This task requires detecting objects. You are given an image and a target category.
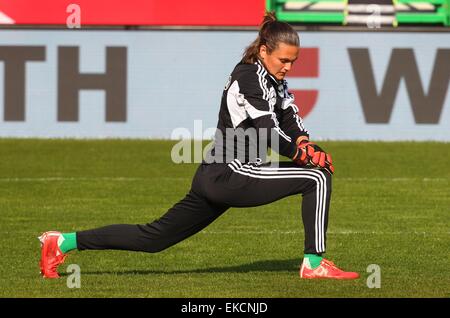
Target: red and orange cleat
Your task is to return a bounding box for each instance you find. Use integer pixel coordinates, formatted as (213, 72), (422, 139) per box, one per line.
(38, 231), (67, 279)
(300, 258), (359, 280)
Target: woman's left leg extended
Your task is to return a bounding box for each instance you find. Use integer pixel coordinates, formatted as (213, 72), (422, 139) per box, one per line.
(76, 190), (229, 253)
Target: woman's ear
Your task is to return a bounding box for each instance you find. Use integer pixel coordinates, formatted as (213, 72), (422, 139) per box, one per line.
(259, 45), (267, 60)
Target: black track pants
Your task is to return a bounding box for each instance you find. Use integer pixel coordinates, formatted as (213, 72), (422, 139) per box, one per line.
(77, 159), (332, 254)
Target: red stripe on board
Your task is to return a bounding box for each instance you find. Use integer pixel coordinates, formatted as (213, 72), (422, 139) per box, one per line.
(289, 48), (319, 78)
(0, 0), (265, 26)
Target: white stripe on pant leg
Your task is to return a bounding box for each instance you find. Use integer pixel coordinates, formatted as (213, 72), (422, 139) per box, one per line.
(228, 161), (327, 253)
(241, 163), (328, 253)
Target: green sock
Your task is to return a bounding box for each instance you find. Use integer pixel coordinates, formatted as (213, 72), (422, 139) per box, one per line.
(59, 232), (77, 253)
(304, 254), (323, 269)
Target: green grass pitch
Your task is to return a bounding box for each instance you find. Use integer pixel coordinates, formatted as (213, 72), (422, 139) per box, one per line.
(0, 139), (448, 297)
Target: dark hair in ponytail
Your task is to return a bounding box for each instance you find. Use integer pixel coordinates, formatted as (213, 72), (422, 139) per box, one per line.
(242, 12), (299, 64)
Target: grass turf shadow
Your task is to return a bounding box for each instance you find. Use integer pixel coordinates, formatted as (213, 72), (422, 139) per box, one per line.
(66, 258), (302, 276)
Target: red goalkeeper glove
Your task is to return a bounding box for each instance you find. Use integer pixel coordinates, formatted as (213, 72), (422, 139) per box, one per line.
(293, 141), (335, 174)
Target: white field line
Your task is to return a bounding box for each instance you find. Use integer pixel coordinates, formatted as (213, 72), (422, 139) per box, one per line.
(0, 177), (184, 182)
(200, 230), (448, 236)
(0, 177), (447, 182)
(338, 177), (448, 182)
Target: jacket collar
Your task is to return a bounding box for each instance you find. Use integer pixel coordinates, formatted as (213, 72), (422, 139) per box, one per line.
(256, 59), (289, 91)
(256, 59), (281, 85)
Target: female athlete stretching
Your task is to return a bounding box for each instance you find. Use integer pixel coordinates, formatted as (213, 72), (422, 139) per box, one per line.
(39, 13), (359, 280)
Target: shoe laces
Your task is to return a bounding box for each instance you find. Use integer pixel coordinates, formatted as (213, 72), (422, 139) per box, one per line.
(322, 259), (338, 269)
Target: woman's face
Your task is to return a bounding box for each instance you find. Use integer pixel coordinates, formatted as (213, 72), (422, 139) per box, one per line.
(259, 43), (299, 81)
